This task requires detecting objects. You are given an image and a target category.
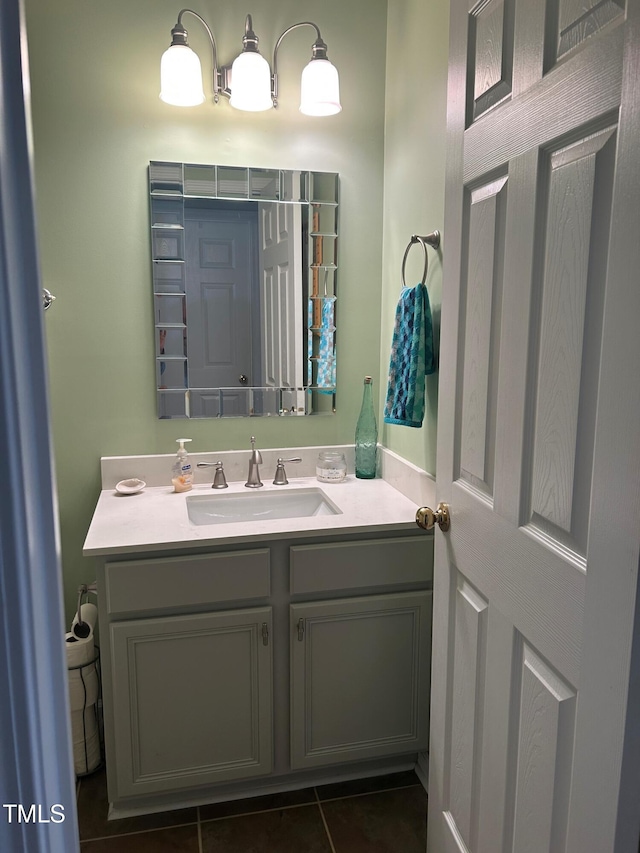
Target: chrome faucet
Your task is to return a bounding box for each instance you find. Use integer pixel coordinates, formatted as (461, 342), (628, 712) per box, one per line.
(245, 436), (263, 488)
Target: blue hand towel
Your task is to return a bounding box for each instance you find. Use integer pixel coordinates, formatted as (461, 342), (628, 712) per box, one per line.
(383, 283), (436, 427)
(307, 297), (336, 393)
(317, 297), (336, 392)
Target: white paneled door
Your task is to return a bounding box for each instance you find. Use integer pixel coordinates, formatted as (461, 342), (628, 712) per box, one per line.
(184, 209), (256, 389)
(257, 200), (304, 399)
(428, 1), (640, 852)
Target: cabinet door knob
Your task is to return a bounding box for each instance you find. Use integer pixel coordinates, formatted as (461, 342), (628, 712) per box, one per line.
(297, 618), (305, 641)
(416, 502), (450, 532)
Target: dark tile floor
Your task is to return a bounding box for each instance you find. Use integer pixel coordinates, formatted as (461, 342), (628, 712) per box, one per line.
(77, 768), (427, 852)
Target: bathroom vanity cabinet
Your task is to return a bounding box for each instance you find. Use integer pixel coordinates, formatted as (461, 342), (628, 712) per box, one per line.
(95, 530), (433, 815)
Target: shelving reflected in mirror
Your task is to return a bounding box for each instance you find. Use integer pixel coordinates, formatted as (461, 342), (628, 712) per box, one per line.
(149, 162), (338, 418)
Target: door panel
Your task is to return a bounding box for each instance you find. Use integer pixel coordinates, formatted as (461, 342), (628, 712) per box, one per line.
(430, 0), (640, 851)
(470, 0), (514, 119)
(185, 209), (256, 390)
(457, 175), (507, 499)
(447, 576), (488, 849)
(510, 642), (576, 851)
(525, 127), (615, 554)
(556, 0), (624, 61)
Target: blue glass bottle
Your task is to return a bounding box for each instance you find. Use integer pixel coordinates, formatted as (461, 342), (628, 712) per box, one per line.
(355, 376), (378, 479)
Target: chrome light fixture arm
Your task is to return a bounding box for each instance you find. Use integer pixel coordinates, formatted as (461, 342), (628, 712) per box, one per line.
(174, 8), (221, 102)
(272, 21), (324, 108)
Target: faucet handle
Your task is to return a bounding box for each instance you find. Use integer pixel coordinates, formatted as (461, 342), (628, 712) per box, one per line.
(273, 457), (302, 485)
(196, 460), (229, 489)
(213, 461), (228, 489)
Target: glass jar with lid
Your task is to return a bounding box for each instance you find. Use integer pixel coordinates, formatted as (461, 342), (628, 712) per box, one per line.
(316, 450), (347, 483)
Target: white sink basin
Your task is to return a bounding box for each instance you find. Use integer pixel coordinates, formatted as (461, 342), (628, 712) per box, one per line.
(186, 488), (342, 526)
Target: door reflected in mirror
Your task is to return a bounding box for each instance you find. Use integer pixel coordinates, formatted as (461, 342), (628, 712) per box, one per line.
(149, 162), (339, 418)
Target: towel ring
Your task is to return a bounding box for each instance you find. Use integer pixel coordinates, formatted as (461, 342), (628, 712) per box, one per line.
(42, 287), (56, 310)
(401, 230), (441, 288)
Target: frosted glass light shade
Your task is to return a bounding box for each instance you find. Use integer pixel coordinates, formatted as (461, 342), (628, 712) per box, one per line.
(229, 51), (273, 111)
(300, 59), (341, 116)
(160, 44), (205, 106)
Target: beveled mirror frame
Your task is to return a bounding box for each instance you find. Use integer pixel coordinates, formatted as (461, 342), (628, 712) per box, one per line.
(149, 161), (338, 418)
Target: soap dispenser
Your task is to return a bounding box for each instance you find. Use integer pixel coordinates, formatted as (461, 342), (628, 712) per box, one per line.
(172, 438), (193, 492)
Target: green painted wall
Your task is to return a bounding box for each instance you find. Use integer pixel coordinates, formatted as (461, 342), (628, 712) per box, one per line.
(380, 0), (450, 475)
(25, 0), (449, 621)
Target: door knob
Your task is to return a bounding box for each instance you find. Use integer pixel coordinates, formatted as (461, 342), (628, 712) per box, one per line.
(239, 374), (248, 384)
(416, 502), (450, 532)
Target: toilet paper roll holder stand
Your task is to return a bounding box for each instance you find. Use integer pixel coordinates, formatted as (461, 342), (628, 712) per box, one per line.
(73, 582), (97, 639)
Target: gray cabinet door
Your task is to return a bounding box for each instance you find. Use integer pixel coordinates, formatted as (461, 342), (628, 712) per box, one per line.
(290, 591), (431, 770)
(110, 606), (272, 797)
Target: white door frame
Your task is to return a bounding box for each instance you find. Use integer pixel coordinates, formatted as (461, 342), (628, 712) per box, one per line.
(0, 0), (79, 850)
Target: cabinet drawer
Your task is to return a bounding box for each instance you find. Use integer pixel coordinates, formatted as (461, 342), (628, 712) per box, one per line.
(105, 549), (270, 614)
(290, 536), (432, 595)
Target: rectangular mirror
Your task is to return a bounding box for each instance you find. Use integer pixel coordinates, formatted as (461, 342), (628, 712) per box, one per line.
(149, 162), (338, 418)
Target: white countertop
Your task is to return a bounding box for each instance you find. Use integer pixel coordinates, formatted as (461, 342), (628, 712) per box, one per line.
(83, 475), (425, 556)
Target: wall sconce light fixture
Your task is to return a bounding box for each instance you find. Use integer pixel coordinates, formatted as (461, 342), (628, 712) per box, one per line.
(160, 9), (341, 116)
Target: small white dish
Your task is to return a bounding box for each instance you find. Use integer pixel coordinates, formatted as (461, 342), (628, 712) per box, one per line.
(115, 478), (146, 495)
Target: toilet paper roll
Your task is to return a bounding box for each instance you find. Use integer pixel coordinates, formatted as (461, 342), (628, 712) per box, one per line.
(71, 706), (98, 745)
(66, 633), (99, 710)
(71, 603), (98, 641)
(71, 705), (101, 774)
(73, 733), (101, 772)
(68, 663), (99, 711)
(65, 632), (95, 668)
(74, 734), (100, 766)
(74, 741), (101, 775)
